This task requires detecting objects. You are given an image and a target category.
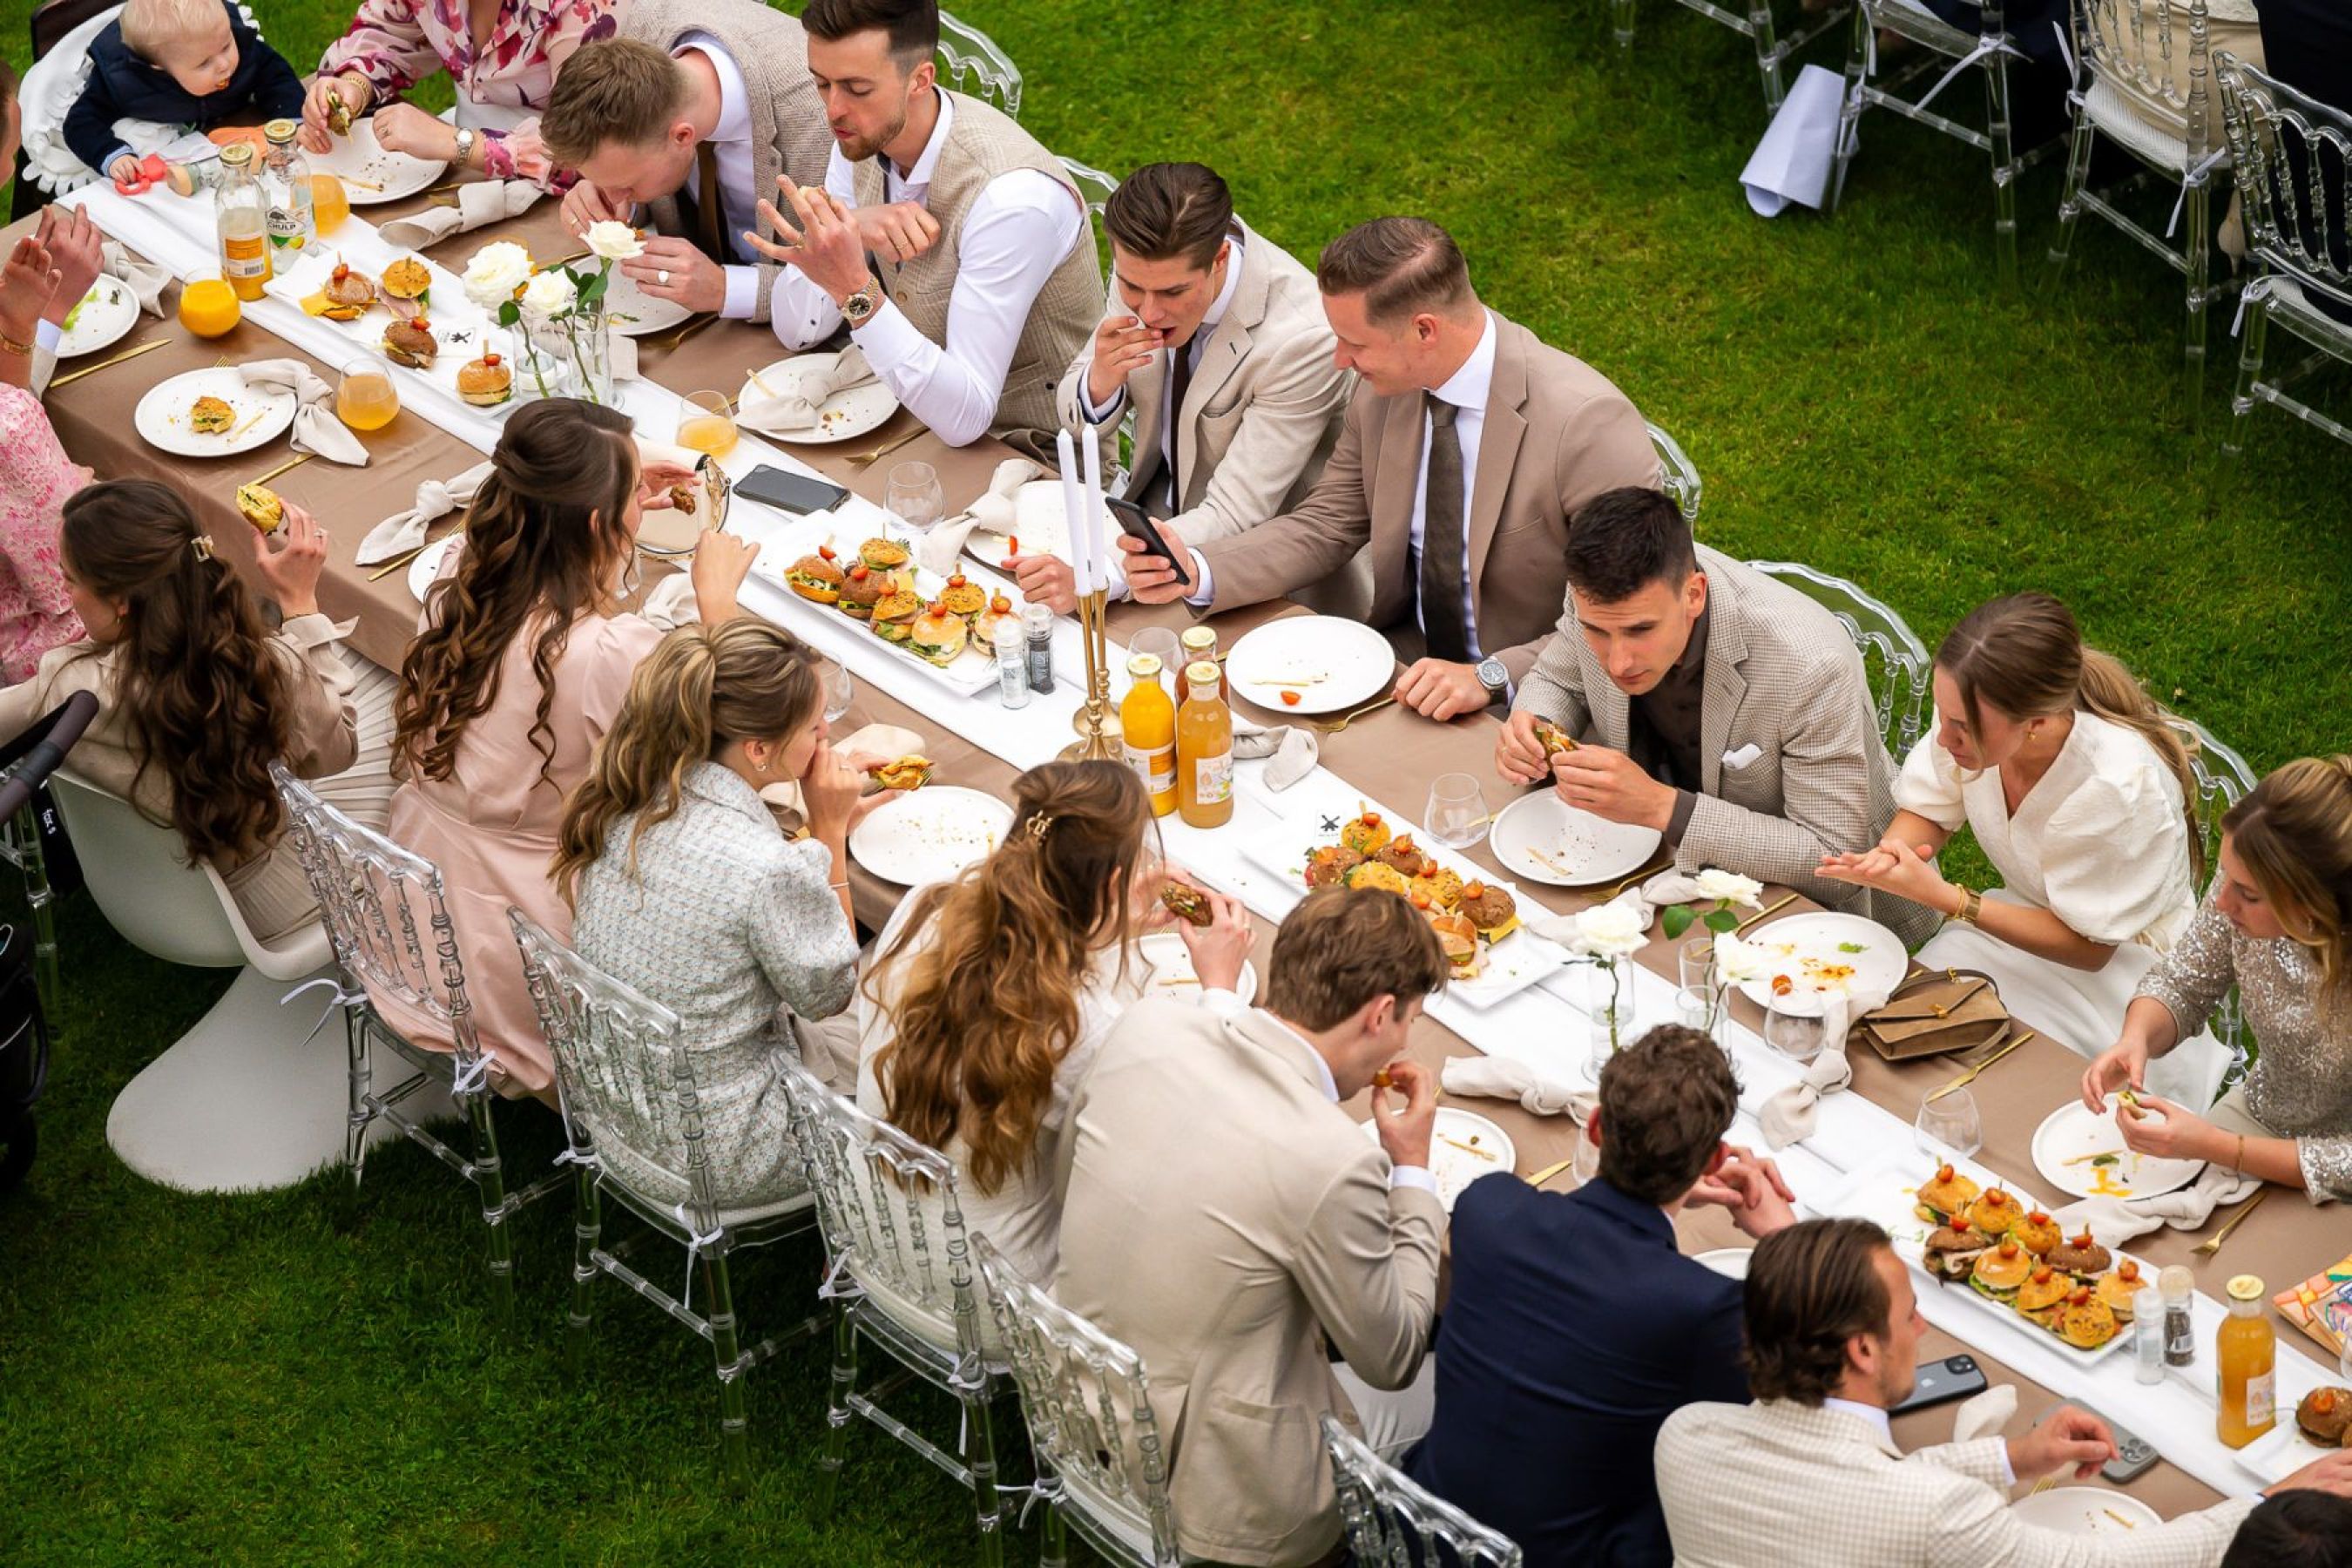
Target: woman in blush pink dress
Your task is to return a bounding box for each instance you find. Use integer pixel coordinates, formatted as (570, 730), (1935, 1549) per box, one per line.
(0, 226), (87, 685)
(384, 398), (750, 1104)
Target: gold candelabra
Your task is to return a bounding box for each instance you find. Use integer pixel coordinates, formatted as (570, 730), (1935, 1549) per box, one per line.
(1062, 586), (1124, 760)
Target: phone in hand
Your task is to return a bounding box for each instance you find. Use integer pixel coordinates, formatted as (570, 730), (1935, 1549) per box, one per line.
(1104, 494), (1192, 588)
(1890, 1353), (1990, 1416)
(736, 465), (851, 517)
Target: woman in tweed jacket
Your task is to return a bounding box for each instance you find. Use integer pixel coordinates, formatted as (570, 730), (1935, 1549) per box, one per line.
(557, 621), (893, 1209)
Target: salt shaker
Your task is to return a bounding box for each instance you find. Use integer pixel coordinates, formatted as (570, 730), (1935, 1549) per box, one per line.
(1023, 603), (1055, 693)
(2135, 1286), (2166, 1383)
(2162, 1265), (2196, 1368)
(994, 618), (1029, 709)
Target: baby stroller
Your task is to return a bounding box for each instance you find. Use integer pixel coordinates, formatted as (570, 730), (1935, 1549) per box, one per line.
(0, 691), (98, 1193)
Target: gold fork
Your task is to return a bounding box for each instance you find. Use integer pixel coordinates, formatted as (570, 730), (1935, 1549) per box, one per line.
(1315, 696), (1395, 734)
(1925, 1031), (2036, 1105)
(1733, 892), (1801, 935)
(851, 425), (927, 469)
(2193, 1186), (2270, 1258)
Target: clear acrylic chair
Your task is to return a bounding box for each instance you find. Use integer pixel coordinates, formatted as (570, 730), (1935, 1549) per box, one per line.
(508, 910), (821, 1492)
(1647, 420), (1704, 525)
(973, 1233), (1189, 1567)
(1746, 559), (1934, 755)
(1322, 1415), (1524, 1568)
(2215, 51), (2352, 456)
(2165, 715), (2258, 1066)
(275, 766), (564, 1322)
(773, 1054), (1014, 1565)
(2044, 0), (2235, 425)
(1834, 1), (2064, 285)
(1612, 0), (1854, 111)
(938, 8), (1023, 118)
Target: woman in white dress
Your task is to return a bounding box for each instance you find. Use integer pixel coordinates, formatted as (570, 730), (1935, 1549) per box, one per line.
(1821, 592), (2227, 1105)
(858, 760), (1252, 1288)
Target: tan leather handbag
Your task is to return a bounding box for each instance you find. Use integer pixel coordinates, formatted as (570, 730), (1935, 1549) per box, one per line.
(1856, 968), (2011, 1062)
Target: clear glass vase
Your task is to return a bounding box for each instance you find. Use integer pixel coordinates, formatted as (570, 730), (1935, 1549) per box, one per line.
(1585, 962), (1634, 1080)
(518, 299), (614, 406)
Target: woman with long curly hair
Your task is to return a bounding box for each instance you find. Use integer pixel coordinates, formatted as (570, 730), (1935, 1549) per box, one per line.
(0, 479), (392, 938)
(555, 620), (898, 1206)
(385, 398), (753, 1102)
(858, 760), (1253, 1282)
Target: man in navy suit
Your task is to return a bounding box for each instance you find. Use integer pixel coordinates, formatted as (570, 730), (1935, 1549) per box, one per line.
(1407, 1025), (1798, 1566)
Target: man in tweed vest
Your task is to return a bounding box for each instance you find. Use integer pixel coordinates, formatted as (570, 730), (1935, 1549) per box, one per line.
(747, 0), (1100, 461)
(541, 0), (832, 326)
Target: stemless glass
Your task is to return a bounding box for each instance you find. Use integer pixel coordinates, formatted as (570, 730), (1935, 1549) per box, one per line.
(1423, 773), (1488, 849)
(819, 658), (854, 725)
(1916, 1087), (1984, 1162)
(676, 389), (738, 457)
(1127, 627), (1180, 694)
(1761, 995), (1826, 1064)
(335, 357), (399, 431)
(886, 461), (945, 535)
(1674, 984), (1727, 1053)
(1678, 935), (1716, 993)
(310, 173), (350, 236)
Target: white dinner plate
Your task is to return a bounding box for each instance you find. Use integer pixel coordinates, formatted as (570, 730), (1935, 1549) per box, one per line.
(964, 479), (1070, 564)
(2031, 1100), (2204, 1202)
(2234, 1409), (2344, 1486)
(1490, 789), (1661, 886)
(57, 278), (139, 357)
(849, 786), (1014, 886)
(406, 534), (459, 602)
(2007, 1488), (2161, 1537)
(1136, 932), (1259, 1005)
(311, 118), (448, 204)
(602, 267), (693, 337)
(1361, 1107), (1515, 1212)
(737, 354), (900, 443)
(133, 368), (295, 457)
(1734, 909), (1908, 1010)
(1693, 1248), (1751, 1280)
(1223, 616), (1396, 716)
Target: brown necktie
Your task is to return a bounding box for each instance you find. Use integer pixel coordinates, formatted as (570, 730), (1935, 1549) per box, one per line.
(686, 140), (726, 260)
(1419, 395), (1469, 663)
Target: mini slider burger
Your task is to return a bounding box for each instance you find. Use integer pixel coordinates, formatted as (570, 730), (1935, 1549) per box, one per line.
(1375, 834), (1429, 878)
(1916, 1162), (1981, 1224)
(787, 546), (846, 605)
(859, 537), (911, 582)
(2092, 1258), (2146, 1321)
(938, 572), (986, 619)
(2297, 1387), (2352, 1447)
(1457, 881), (1518, 941)
(1159, 882), (1213, 928)
(2046, 1230), (2112, 1278)
(972, 592), (1018, 646)
(838, 562), (886, 621)
(1339, 808), (1390, 858)
(871, 589), (922, 645)
(318, 261), (376, 321)
(189, 395), (235, 434)
(1969, 1239), (2033, 1302)
(1304, 844), (1363, 889)
(1922, 1213), (1988, 1282)
(1963, 1186), (2018, 1239)
(236, 483), (284, 535)
(1533, 717), (1577, 757)
(457, 351), (511, 407)
(866, 755), (933, 794)
(2056, 1287), (2120, 1350)
(1417, 896), (1482, 981)
(2011, 1207), (2062, 1257)
(381, 256), (430, 314)
(2015, 1263), (2072, 1318)
(908, 599), (968, 669)
(382, 314), (437, 369)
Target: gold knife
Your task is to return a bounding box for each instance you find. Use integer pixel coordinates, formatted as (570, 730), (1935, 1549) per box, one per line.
(50, 337), (167, 388)
(1733, 892), (1801, 935)
(1925, 1031), (2036, 1104)
(1524, 1154), (1578, 1188)
(241, 451), (316, 490)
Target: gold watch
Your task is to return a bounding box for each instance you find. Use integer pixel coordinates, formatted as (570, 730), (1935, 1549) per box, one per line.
(839, 276), (882, 328)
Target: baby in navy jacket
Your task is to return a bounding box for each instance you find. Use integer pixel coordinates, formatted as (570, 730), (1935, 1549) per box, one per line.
(63, 0), (304, 182)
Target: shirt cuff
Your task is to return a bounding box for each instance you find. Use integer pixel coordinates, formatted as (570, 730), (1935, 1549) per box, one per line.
(1663, 788), (1697, 847)
(1997, 1447), (2017, 1487)
(720, 264), (757, 321)
(1182, 549), (1214, 609)
(1389, 1165), (1440, 1197)
(849, 296), (924, 367)
(1083, 382), (1126, 425)
(34, 319), (61, 353)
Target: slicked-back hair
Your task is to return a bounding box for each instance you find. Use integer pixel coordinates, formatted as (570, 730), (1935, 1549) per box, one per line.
(803, 0), (940, 66)
(1105, 162), (1235, 272)
(1744, 1219), (1894, 1407)
(1564, 486), (1698, 605)
(1596, 1024), (1740, 1204)
(1316, 216), (1475, 325)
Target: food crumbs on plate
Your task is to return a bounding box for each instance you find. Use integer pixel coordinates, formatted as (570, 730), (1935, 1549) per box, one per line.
(1281, 690), (1301, 706)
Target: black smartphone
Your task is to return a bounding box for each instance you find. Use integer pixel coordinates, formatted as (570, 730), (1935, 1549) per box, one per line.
(1890, 1353), (1990, 1416)
(736, 465), (851, 517)
(1104, 494), (1193, 588)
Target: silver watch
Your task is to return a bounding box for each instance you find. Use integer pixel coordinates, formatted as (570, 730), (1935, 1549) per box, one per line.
(1476, 655), (1509, 696)
(453, 125), (476, 166)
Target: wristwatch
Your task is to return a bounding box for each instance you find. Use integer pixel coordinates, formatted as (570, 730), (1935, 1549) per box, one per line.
(1475, 655), (1509, 698)
(839, 276), (882, 328)
(453, 125), (477, 167)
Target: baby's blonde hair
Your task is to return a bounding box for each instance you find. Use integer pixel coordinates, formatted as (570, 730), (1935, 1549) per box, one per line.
(120, 0), (230, 62)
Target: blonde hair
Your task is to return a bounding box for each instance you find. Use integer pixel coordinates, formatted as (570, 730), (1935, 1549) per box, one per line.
(539, 40), (690, 167)
(121, 0), (230, 60)
(552, 621), (821, 906)
(1936, 592), (2204, 878)
(2223, 756), (2352, 1007)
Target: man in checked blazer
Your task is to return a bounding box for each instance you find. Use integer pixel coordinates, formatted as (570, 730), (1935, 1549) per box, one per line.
(1496, 487), (1936, 942)
(1657, 1218), (2352, 1565)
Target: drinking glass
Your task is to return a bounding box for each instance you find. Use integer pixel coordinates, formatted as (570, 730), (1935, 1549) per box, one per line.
(1584, 962), (1632, 1080)
(886, 461), (945, 535)
(1915, 1087), (1984, 1163)
(1761, 995), (1825, 1064)
(819, 658), (854, 726)
(310, 173), (350, 236)
(335, 358), (399, 432)
(676, 389), (738, 457)
(1423, 773), (1488, 849)
(1678, 935), (1716, 993)
(1126, 627), (1180, 694)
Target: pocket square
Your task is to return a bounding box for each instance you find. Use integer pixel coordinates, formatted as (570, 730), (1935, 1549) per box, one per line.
(1721, 743), (1763, 771)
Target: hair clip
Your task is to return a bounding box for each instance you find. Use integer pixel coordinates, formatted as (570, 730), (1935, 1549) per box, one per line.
(1024, 813), (1055, 842)
(189, 534), (215, 563)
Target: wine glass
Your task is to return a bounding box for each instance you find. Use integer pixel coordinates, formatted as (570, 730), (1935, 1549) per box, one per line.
(335, 357), (399, 431)
(1423, 773), (1488, 849)
(886, 461), (944, 536)
(819, 658), (854, 726)
(1761, 995), (1826, 1065)
(1916, 1087), (1984, 1163)
(676, 389), (738, 458)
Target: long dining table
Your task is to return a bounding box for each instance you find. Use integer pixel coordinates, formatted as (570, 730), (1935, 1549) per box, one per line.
(18, 167), (2348, 1531)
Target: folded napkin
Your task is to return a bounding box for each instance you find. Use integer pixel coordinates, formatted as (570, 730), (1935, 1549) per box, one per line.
(101, 241), (169, 315)
(740, 347), (877, 437)
(355, 460), (492, 565)
(1759, 977), (1899, 1151)
(640, 571), (698, 632)
(1522, 871), (1719, 947)
(2054, 1163), (2264, 1245)
(915, 456), (1040, 578)
(757, 723), (926, 818)
(1952, 1383), (2017, 1445)
(1233, 713), (1317, 793)
(374, 179), (544, 250)
(240, 359), (369, 467)
(1442, 1055), (1593, 1119)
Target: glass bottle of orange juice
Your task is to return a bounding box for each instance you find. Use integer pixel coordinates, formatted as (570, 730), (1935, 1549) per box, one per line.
(1120, 652), (1176, 816)
(1177, 660), (1233, 828)
(2217, 1274), (2277, 1448)
(214, 143), (271, 301)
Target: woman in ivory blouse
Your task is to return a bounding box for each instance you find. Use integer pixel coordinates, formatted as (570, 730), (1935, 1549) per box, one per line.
(1821, 593), (2228, 1105)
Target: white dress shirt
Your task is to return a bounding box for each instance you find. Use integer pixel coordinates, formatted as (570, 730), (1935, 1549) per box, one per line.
(674, 37), (760, 321)
(769, 90), (1087, 446)
(1254, 1010), (1436, 1196)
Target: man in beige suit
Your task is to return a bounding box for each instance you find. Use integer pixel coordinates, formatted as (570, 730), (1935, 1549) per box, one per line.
(744, 0), (1098, 460)
(1013, 162), (1354, 614)
(1658, 1219), (2352, 1566)
(540, 0), (833, 326)
(1054, 889), (1453, 1567)
(1497, 488), (1931, 939)
(1120, 215), (1659, 720)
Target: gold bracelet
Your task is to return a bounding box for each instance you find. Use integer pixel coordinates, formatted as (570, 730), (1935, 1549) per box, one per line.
(2233, 1132), (2246, 1174)
(1953, 887), (1982, 926)
(0, 332), (31, 358)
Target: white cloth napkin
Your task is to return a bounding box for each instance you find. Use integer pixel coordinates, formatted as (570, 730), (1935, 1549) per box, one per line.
(740, 347), (877, 437)
(1952, 1384), (2017, 1444)
(1759, 977), (1899, 1150)
(373, 179), (544, 249)
(355, 459), (491, 564)
(2054, 1165), (2264, 1245)
(640, 571), (698, 632)
(240, 359), (369, 467)
(757, 723), (927, 818)
(916, 456), (1040, 578)
(1442, 1055), (1593, 1119)
(1523, 872), (1717, 947)
(1233, 714), (1317, 793)
(1740, 64), (1849, 216)
(100, 241), (170, 315)
(1529, 887), (1651, 946)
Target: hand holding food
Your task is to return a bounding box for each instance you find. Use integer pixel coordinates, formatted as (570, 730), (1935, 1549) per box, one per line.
(251, 501), (328, 618)
(1171, 883), (1253, 994)
(1369, 1058), (1437, 1172)
(799, 739), (864, 841)
(867, 756), (934, 794)
(236, 483), (284, 536)
(2113, 1093), (2215, 1162)
(2080, 1038), (2149, 1112)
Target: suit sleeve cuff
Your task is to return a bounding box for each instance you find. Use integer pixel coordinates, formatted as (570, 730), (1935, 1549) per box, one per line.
(1664, 788), (1697, 848)
(1389, 1165), (1439, 1196)
(720, 264), (757, 321)
(1199, 986), (1247, 1019)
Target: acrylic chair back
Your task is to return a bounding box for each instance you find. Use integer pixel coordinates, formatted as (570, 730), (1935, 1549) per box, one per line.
(507, 909), (719, 1221)
(2076, 0), (2216, 160)
(1743, 560), (1934, 756)
(773, 1054), (989, 1363)
(938, 9), (1024, 118)
(2166, 716), (2256, 891)
(974, 1233), (1183, 1566)
(1322, 1414), (1524, 1568)
(1646, 421), (1703, 526)
(2216, 51), (2352, 303)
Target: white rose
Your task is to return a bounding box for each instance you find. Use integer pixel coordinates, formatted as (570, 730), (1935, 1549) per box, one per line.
(1694, 868), (1764, 908)
(583, 220), (644, 262)
(1712, 931), (1767, 984)
(1570, 900), (1648, 961)
(519, 268), (578, 321)
(463, 241), (533, 309)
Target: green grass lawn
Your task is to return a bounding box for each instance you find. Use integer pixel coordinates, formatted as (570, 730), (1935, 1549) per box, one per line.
(5, 1), (2349, 1562)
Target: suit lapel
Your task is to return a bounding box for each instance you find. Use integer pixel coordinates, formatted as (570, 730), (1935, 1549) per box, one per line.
(1698, 551), (1750, 796)
(1466, 321), (1528, 598)
(1227, 1008), (1334, 1098)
